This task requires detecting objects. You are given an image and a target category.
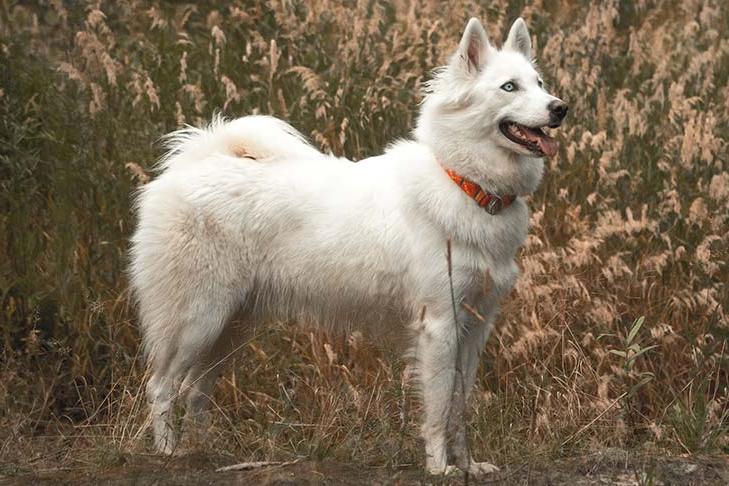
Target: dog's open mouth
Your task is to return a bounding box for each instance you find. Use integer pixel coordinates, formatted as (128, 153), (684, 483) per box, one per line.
(499, 121), (559, 157)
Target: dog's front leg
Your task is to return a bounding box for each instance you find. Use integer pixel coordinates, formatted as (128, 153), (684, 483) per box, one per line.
(449, 319), (500, 476)
(416, 316), (459, 475)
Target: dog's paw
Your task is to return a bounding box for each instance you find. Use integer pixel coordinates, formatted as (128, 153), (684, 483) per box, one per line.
(154, 434), (177, 456)
(466, 461), (500, 477)
(428, 464), (460, 476)
(155, 442), (175, 456)
(430, 462), (500, 478)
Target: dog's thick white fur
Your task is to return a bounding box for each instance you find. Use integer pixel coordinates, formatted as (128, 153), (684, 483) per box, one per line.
(131, 17), (566, 476)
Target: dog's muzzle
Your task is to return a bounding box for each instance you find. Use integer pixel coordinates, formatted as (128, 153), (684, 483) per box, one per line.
(548, 100), (568, 128)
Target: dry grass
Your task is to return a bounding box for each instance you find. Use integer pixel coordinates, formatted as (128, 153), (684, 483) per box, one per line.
(1, 0), (728, 478)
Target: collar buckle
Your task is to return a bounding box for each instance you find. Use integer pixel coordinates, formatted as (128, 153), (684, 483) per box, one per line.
(485, 195), (503, 215)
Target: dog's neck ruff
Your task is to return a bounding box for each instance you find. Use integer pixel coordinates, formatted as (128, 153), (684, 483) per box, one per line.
(444, 168), (516, 215)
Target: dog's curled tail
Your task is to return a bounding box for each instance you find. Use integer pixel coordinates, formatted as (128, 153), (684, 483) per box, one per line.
(156, 114), (323, 171)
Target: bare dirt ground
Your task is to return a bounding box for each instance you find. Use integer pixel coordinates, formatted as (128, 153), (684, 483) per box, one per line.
(4, 450), (728, 485)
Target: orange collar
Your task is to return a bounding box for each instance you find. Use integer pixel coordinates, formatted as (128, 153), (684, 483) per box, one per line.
(445, 168), (516, 215)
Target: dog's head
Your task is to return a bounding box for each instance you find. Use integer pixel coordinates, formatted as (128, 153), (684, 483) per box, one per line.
(419, 17), (567, 159)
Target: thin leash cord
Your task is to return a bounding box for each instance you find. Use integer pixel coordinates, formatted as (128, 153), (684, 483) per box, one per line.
(446, 240), (470, 485)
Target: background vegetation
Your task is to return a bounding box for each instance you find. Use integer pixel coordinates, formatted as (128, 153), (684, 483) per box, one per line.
(1, 0), (727, 479)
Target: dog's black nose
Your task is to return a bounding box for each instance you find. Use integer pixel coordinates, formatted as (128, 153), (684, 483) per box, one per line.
(548, 100), (568, 124)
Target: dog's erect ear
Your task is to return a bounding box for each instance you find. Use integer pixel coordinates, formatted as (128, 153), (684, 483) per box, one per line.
(504, 18), (531, 58)
(455, 18), (492, 74)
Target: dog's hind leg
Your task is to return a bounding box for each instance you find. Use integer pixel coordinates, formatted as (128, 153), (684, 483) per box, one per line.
(176, 364), (220, 449)
(178, 323), (245, 447)
(143, 294), (237, 455)
(145, 356), (179, 455)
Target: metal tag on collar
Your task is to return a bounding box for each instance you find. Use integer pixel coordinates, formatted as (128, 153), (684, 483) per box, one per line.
(485, 195), (503, 215)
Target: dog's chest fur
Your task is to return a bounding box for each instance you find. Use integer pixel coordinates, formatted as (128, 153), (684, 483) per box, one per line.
(447, 205), (525, 314)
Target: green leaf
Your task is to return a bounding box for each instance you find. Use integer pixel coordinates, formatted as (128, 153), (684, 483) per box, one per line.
(626, 344), (659, 366)
(629, 375), (654, 396)
(626, 315), (646, 345)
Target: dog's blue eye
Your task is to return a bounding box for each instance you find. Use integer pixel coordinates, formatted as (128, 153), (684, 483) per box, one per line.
(501, 82), (516, 92)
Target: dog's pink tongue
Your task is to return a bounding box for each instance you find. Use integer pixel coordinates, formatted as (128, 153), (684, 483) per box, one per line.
(537, 136), (559, 157)
(523, 126), (559, 157)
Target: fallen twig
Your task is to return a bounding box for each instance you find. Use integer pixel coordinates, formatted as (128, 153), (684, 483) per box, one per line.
(216, 460), (298, 472)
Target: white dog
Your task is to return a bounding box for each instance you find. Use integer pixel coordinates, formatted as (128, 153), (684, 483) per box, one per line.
(130, 17), (567, 476)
